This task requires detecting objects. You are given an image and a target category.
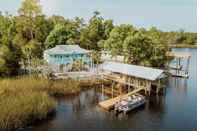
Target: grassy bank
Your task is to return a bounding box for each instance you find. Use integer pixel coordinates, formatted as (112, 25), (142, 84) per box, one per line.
(0, 76), (83, 131)
(78, 78), (111, 88)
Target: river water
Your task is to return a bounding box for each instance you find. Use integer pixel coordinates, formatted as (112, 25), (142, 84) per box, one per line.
(26, 48), (197, 131)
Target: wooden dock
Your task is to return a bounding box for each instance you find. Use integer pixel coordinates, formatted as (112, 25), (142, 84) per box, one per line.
(169, 70), (189, 78)
(167, 51), (191, 79)
(99, 87), (145, 110)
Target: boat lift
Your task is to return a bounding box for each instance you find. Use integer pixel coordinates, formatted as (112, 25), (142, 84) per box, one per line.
(167, 52), (191, 78)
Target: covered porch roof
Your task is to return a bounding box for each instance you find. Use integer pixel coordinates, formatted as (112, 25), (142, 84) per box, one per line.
(101, 61), (164, 81)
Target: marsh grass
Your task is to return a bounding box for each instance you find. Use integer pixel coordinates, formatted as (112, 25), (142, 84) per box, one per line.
(46, 79), (81, 96)
(0, 75), (81, 131)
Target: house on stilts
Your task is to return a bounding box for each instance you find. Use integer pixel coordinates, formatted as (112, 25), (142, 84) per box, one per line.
(43, 45), (93, 72)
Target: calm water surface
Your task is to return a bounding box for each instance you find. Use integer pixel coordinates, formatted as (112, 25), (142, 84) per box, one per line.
(26, 48), (197, 131)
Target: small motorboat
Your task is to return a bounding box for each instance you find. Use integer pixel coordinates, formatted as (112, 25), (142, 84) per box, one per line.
(114, 94), (146, 114)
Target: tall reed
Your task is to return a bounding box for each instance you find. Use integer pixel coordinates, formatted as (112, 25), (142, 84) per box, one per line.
(0, 75), (97, 130)
(0, 76), (56, 131)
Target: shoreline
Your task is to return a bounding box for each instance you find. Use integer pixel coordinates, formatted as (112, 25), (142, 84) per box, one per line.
(170, 44), (197, 48)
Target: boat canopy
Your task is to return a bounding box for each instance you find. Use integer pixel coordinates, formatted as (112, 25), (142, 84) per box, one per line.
(101, 61), (164, 81)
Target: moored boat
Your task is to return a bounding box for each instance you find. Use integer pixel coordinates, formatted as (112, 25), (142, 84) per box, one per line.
(114, 94), (146, 114)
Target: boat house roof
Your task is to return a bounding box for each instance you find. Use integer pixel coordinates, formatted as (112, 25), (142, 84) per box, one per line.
(44, 45), (90, 55)
(101, 61), (164, 81)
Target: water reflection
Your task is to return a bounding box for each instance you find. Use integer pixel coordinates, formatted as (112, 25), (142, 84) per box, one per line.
(148, 94), (166, 111)
(169, 77), (188, 98)
(71, 89), (100, 112)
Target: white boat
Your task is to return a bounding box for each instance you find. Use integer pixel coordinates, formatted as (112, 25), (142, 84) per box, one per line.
(115, 94), (146, 114)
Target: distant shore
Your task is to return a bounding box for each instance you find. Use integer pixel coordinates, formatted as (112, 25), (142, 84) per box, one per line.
(170, 44), (197, 48)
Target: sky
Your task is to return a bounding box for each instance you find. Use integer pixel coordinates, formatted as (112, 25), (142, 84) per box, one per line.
(0, 0), (197, 32)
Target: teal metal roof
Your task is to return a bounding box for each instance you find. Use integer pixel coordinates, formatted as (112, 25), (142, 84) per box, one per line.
(101, 61), (164, 81)
(44, 45), (90, 55)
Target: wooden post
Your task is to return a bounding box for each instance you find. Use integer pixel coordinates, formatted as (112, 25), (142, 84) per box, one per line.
(145, 88), (147, 95)
(119, 84), (122, 95)
(178, 58), (181, 67)
(156, 80), (161, 94)
(176, 58), (178, 75)
(178, 58), (181, 75)
(127, 77), (130, 93)
(112, 81), (114, 98)
(186, 57), (190, 75)
(102, 74), (104, 99)
(135, 78), (138, 89)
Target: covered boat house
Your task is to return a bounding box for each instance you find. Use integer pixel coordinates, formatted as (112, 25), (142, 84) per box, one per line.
(99, 61), (165, 110)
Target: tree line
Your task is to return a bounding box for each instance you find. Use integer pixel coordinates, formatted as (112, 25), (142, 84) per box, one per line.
(0, 0), (197, 76)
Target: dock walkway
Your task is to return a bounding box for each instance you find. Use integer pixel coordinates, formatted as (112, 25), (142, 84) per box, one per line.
(99, 87), (145, 110)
